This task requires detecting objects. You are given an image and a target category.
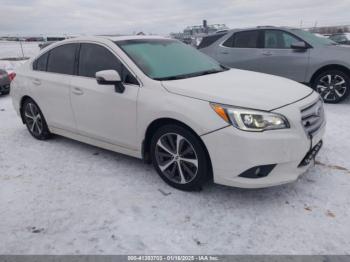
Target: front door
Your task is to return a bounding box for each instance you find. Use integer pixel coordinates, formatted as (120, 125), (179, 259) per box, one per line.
(258, 29), (310, 82)
(70, 43), (140, 150)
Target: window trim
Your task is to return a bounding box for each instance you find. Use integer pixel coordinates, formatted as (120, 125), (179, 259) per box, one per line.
(218, 29), (313, 50)
(31, 40), (142, 87)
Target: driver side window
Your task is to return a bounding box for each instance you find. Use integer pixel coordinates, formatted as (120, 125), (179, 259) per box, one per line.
(264, 30), (301, 49)
(78, 43), (139, 85)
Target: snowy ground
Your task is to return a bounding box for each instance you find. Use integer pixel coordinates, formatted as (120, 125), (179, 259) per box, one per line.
(0, 41), (40, 59)
(0, 41), (40, 72)
(0, 42), (350, 254)
(0, 95), (350, 255)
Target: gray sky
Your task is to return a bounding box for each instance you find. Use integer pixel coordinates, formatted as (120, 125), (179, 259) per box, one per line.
(1, 0), (350, 35)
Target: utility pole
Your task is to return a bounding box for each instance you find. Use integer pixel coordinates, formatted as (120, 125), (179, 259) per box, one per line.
(19, 39), (25, 59)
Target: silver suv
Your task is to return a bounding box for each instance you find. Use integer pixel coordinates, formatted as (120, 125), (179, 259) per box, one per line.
(199, 26), (350, 103)
(329, 33), (350, 45)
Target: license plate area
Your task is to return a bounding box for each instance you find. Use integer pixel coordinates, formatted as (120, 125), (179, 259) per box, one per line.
(298, 140), (323, 167)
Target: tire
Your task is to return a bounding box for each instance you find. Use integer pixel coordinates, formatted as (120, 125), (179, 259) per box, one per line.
(312, 69), (350, 103)
(150, 124), (210, 191)
(22, 98), (51, 140)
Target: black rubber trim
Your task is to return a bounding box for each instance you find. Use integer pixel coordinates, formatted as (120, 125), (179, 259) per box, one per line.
(298, 140), (323, 167)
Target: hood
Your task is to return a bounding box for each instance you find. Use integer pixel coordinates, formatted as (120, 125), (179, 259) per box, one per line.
(320, 45), (350, 52)
(161, 69), (313, 111)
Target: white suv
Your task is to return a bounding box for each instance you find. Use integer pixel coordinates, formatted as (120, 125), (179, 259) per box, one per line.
(11, 36), (325, 191)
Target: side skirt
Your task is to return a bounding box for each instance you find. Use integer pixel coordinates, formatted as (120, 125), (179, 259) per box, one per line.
(49, 126), (142, 159)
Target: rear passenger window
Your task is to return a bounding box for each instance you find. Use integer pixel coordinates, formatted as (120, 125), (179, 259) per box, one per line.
(33, 52), (49, 71)
(198, 33), (227, 49)
(223, 30), (260, 48)
(78, 43), (139, 85)
(47, 44), (78, 75)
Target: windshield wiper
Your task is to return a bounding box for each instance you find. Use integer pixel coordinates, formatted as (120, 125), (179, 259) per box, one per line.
(197, 69), (224, 76)
(155, 68), (226, 81)
(154, 75), (189, 81)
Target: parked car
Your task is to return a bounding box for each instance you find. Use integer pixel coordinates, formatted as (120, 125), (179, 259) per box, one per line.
(0, 69), (14, 95)
(11, 36), (325, 191)
(199, 26), (350, 103)
(329, 33), (350, 45)
(313, 33), (329, 39)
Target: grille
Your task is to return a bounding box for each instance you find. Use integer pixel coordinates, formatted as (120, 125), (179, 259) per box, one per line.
(300, 99), (325, 136)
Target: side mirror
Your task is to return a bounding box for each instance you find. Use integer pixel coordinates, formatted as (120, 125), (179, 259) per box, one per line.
(96, 70), (125, 93)
(291, 41), (308, 51)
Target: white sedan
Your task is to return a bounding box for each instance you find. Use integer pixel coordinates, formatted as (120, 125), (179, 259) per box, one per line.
(10, 36), (325, 190)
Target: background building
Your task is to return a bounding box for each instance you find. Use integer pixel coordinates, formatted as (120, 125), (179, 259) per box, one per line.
(170, 20), (228, 46)
(308, 25), (350, 35)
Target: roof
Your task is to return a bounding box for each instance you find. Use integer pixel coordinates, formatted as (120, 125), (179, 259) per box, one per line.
(49, 35), (169, 45)
(226, 26), (298, 33)
(103, 35), (168, 41)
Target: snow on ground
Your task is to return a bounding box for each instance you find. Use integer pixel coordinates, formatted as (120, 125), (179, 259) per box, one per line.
(0, 41), (40, 59)
(0, 41), (40, 72)
(0, 95), (349, 255)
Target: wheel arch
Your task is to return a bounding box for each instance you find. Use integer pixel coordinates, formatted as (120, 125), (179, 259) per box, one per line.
(142, 118), (213, 178)
(310, 64), (350, 85)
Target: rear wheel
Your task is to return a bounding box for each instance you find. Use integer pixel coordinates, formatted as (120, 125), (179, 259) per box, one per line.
(22, 99), (51, 140)
(150, 124), (210, 191)
(312, 69), (350, 103)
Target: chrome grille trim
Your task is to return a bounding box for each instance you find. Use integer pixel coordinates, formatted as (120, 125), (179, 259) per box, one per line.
(300, 99), (325, 136)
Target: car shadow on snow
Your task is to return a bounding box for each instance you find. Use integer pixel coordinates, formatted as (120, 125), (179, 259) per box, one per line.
(42, 133), (323, 204)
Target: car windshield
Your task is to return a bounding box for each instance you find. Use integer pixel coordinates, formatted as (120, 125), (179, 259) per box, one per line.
(290, 29), (338, 46)
(116, 39), (226, 80)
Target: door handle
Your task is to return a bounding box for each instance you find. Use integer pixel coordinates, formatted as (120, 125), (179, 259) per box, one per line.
(32, 79), (41, 86)
(262, 51), (273, 56)
(220, 51), (229, 54)
(72, 87), (84, 95)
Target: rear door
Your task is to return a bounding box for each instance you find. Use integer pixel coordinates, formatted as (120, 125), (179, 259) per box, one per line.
(70, 43), (140, 150)
(258, 29), (310, 82)
(31, 43), (78, 132)
(216, 30), (264, 72)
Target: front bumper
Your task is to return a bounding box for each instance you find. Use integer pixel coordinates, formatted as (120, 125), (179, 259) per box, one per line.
(201, 92), (325, 188)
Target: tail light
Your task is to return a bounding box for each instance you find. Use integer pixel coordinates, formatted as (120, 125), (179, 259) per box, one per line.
(8, 72), (16, 81)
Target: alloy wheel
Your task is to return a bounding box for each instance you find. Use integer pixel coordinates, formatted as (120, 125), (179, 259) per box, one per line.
(155, 133), (198, 184)
(316, 74), (347, 102)
(24, 103), (43, 136)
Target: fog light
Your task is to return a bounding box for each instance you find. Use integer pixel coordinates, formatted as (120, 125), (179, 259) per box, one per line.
(239, 164), (276, 179)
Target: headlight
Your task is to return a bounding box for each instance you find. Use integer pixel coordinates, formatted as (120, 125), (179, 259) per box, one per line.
(210, 103), (290, 132)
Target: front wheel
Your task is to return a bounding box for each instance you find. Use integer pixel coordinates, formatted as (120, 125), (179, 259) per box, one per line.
(312, 70), (350, 103)
(150, 125), (210, 191)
